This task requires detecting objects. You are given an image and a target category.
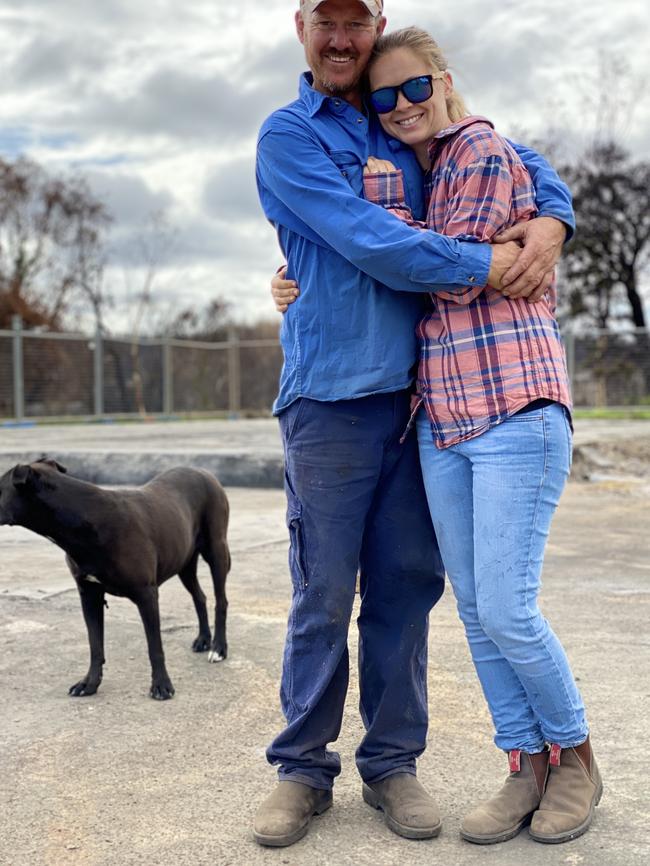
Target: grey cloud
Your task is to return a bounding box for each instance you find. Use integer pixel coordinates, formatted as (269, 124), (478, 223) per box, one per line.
(50, 66), (282, 144)
(2, 0), (135, 29)
(242, 35), (305, 89)
(10, 33), (110, 88)
(85, 169), (174, 226)
(106, 204), (276, 271)
(171, 214), (276, 265)
(202, 156), (260, 221)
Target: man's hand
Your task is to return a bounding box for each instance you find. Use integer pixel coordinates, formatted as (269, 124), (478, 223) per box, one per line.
(271, 266), (299, 313)
(493, 217), (566, 301)
(364, 156), (397, 174)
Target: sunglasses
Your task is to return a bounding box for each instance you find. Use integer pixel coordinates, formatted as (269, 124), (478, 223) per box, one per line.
(370, 72), (445, 115)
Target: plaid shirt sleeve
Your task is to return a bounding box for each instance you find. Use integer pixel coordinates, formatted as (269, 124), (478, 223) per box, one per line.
(363, 170), (429, 229)
(444, 156), (520, 239)
(434, 150), (537, 304)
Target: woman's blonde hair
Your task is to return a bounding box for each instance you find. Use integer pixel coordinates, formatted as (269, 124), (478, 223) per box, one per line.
(369, 26), (469, 122)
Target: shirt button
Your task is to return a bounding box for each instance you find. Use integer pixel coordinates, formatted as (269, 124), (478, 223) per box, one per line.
(468, 276), (476, 283)
(357, 118), (364, 124)
(334, 100), (341, 106)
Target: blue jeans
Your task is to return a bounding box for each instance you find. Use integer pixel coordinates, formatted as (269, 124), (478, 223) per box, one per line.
(269, 391), (445, 789)
(417, 403), (588, 753)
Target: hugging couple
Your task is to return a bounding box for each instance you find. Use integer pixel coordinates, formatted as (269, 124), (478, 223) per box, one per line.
(253, 0), (602, 849)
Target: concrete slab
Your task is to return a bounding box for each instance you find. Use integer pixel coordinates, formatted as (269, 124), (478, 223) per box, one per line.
(1, 482), (649, 866)
(0, 419), (284, 486)
(1, 416), (649, 486)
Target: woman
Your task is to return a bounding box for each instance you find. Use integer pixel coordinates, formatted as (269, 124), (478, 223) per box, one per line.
(356, 26), (602, 846)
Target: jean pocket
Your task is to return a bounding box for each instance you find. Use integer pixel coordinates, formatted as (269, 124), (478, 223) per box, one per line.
(507, 409), (544, 423)
(286, 485), (307, 590)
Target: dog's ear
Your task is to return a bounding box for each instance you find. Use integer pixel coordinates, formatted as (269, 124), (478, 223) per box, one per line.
(12, 465), (37, 488)
(37, 457), (67, 474)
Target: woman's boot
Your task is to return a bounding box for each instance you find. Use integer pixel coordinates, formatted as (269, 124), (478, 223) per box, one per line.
(529, 738), (603, 843)
(461, 749), (549, 844)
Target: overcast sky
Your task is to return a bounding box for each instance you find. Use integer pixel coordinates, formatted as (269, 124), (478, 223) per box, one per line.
(1, 0), (648, 330)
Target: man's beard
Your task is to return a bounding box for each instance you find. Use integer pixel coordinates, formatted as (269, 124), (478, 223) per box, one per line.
(317, 68), (364, 97)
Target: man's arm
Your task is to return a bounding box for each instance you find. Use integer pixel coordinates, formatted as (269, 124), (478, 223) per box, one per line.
(364, 148), (542, 306)
(504, 142), (574, 299)
(511, 142), (575, 239)
(257, 121), (493, 295)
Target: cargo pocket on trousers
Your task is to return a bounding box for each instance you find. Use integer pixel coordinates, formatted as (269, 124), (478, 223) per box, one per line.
(286, 487), (308, 590)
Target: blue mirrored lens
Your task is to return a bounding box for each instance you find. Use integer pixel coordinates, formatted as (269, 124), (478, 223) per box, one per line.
(370, 76), (433, 115)
(370, 87), (397, 114)
(402, 76), (433, 104)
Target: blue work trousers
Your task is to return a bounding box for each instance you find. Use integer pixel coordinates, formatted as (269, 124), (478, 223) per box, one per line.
(267, 391), (445, 789)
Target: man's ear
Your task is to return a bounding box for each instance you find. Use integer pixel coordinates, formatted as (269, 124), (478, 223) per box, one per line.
(12, 465), (36, 488)
(376, 15), (387, 37)
(296, 9), (306, 45)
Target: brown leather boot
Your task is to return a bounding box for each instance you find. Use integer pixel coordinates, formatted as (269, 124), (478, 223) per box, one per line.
(252, 780), (332, 847)
(529, 738), (603, 843)
(461, 749), (549, 844)
(362, 773), (442, 839)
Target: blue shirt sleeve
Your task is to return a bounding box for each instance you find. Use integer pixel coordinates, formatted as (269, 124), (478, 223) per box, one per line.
(510, 141), (575, 240)
(257, 121), (491, 294)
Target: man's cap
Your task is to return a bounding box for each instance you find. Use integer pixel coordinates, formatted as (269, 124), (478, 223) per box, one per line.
(301, 1), (384, 15)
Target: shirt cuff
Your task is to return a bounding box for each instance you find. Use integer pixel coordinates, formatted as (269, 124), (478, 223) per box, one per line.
(452, 241), (492, 291)
(363, 169), (406, 207)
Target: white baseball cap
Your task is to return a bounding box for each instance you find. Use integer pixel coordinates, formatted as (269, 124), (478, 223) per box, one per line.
(301, 1), (384, 15)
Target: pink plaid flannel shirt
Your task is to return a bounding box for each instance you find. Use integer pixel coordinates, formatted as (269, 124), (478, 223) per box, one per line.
(363, 115), (572, 447)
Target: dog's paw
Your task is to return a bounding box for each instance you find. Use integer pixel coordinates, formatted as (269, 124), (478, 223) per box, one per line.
(68, 680), (99, 697)
(150, 680), (175, 700)
(192, 635), (211, 653)
(207, 649), (227, 663)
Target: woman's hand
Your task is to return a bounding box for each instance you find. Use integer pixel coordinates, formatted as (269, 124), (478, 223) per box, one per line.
(364, 156), (398, 174)
(271, 266), (299, 313)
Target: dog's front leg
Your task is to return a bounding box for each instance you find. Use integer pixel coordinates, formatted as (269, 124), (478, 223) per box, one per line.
(69, 579), (105, 697)
(134, 585), (175, 700)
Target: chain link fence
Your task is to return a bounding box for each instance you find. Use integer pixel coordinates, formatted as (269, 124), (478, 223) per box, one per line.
(1, 317), (648, 421)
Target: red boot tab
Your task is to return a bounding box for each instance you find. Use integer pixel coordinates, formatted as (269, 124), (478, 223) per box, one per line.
(509, 749), (522, 773)
(549, 744), (562, 767)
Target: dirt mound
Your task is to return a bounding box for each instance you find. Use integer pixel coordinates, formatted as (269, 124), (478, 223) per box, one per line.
(572, 437), (650, 481)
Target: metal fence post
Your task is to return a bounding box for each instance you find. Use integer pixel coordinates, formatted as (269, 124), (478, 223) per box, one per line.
(93, 327), (104, 416)
(11, 315), (24, 421)
(162, 336), (173, 415)
(228, 326), (241, 417)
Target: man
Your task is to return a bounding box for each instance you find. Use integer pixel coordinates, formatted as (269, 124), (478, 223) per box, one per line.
(253, 0), (574, 848)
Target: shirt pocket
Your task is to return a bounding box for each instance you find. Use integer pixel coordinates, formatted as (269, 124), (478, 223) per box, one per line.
(329, 149), (364, 196)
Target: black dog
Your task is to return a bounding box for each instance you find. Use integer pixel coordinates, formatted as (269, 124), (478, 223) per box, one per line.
(0, 459), (230, 699)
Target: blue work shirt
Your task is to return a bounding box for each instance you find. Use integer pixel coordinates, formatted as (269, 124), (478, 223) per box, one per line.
(256, 73), (575, 415)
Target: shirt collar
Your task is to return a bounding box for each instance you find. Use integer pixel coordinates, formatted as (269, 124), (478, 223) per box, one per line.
(427, 115), (493, 158)
(299, 72), (371, 119)
(299, 72), (331, 117)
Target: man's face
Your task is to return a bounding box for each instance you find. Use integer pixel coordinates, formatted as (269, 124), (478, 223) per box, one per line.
(296, 0), (386, 101)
